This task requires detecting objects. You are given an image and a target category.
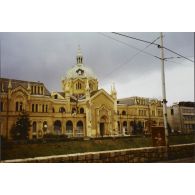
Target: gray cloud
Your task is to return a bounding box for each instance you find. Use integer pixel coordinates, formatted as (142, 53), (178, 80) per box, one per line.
(0, 32), (194, 104)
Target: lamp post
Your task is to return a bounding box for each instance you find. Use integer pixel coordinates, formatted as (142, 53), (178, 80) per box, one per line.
(43, 123), (48, 134)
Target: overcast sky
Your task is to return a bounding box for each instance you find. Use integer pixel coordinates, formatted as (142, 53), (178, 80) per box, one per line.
(0, 32), (194, 105)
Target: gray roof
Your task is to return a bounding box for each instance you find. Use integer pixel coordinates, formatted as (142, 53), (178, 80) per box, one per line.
(117, 96), (151, 106)
(178, 101), (195, 107)
(0, 77), (51, 96)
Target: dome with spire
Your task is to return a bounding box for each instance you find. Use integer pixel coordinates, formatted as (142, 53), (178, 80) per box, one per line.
(65, 47), (97, 80)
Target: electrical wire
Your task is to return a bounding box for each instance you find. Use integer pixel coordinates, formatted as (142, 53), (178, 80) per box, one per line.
(98, 33), (161, 82)
(112, 32), (194, 63)
(98, 33), (161, 60)
(98, 33), (190, 85)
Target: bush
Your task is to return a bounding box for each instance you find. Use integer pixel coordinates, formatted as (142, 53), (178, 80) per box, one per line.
(43, 133), (68, 142)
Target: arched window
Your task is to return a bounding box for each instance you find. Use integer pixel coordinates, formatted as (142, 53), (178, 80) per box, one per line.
(59, 107), (66, 113)
(76, 121), (84, 137)
(80, 107), (84, 114)
(72, 108), (76, 114)
(54, 94), (58, 99)
(32, 122), (37, 132)
(122, 110), (126, 115)
(66, 120), (73, 137)
(122, 121), (128, 135)
(130, 121), (134, 126)
(54, 120), (62, 135)
(123, 121), (127, 127)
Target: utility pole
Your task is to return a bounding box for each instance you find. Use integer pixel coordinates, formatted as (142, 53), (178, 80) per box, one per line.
(159, 32), (169, 147)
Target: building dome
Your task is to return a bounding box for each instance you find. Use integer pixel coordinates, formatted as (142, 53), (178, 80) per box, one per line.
(65, 64), (96, 79)
(65, 47), (96, 80)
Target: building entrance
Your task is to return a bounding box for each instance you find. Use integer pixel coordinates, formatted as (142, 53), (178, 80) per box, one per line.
(100, 122), (105, 137)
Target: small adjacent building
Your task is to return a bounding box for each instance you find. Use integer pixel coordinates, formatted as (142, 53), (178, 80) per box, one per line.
(0, 47), (164, 139)
(117, 97), (164, 135)
(167, 102), (195, 134)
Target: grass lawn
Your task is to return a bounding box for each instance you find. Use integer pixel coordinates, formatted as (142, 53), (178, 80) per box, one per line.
(1, 134), (195, 160)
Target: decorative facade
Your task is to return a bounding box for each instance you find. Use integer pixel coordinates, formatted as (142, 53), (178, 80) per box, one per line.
(0, 47), (164, 139)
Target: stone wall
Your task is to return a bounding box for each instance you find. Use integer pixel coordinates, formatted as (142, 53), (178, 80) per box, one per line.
(2, 143), (195, 163)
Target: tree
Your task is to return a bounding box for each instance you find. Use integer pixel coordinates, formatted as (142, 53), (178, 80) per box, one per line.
(132, 121), (137, 135)
(10, 110), (31, 140)
(137, 121), (144, 134)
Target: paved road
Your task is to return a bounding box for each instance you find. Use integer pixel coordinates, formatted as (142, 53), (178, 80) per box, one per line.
(161, 157), (195, 163)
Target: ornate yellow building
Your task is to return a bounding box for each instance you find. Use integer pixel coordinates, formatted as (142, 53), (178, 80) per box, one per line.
(0, 48), (164, 139)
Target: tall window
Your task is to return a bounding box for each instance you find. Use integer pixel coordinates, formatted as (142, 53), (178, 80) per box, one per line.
(76, 121), (84, 137)
(19, 102), (23, 111)
(31, 86), (33, 94)
(16, 102), (19, 111)
(32, 104), (34, 112)
(35, 86), (37, 94)
(0, 101), (3, 112)
(32, 122), (37, 132)
(36, 104), (38, 112)
(123, 121), (128, 134)
(66, 120), (73, 137)
(144, 110), (146, 116)
(42, 104), (45, 112)
(38, 86), (40, 94)
(46, 105), (48, 112)
(40, 86), (43, 94)
(15, 101), (23, 111)
(76, 82), (82, 89)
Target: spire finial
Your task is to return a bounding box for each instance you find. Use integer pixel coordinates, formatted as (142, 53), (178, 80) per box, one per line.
(76, 45), (83, 65)
(77, 45), (82, 56)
